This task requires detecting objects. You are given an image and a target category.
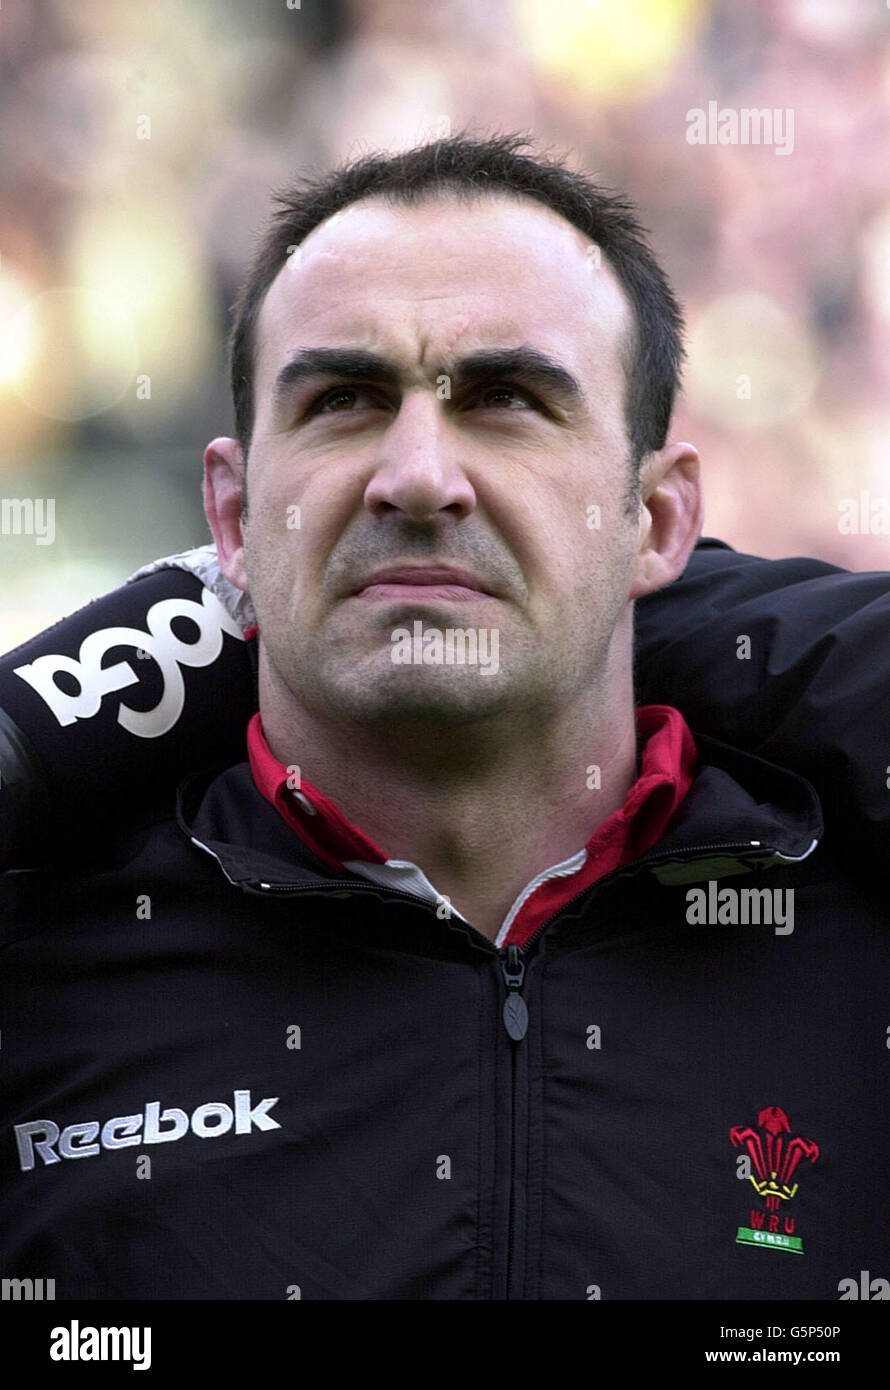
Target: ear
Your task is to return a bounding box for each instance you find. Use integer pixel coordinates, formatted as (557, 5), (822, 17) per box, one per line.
(204, 436), (249, 592)
(628, 441), (703, 600)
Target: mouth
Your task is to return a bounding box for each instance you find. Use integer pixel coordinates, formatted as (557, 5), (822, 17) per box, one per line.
(350, 566), (497, 603)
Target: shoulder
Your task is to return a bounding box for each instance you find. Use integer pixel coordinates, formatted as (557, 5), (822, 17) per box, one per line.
(0, 809), (209, 953)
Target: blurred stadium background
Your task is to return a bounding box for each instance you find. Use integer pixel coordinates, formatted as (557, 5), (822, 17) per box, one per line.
(1, 0), (889, 653)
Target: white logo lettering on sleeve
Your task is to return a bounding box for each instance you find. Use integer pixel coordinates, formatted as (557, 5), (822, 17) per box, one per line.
(13, 589), (244, 738)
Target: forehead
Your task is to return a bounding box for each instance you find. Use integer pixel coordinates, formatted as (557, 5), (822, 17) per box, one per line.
(254, 192), (632, 394)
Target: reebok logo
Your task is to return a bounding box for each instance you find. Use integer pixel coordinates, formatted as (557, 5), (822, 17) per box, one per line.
(14, 1089), (280, 1172)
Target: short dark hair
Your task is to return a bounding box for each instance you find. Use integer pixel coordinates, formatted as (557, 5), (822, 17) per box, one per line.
(228, 130), (685, 472)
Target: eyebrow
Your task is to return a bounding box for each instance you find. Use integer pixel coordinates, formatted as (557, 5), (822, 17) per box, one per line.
(272, 345), (587, 411)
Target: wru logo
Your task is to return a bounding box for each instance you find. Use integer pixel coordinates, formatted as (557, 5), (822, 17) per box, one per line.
(13, 589), (244, 739)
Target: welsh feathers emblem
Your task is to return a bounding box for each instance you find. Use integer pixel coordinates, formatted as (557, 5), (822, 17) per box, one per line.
(730, 1106), (819, 1253)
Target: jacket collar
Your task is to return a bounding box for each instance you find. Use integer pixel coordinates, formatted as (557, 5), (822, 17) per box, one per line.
(246, 705), (692, 860)
(177, 718), (823, 906)
(244, 704), (701, 948)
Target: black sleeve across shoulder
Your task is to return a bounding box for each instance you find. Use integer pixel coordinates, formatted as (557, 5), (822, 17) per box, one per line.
(634, 537), (890, 876)
(0, 563), (256, 868)
(1, 537), (886, 873)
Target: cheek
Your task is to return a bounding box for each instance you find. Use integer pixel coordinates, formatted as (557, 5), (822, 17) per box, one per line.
(537, 493), (632, 583)
(244, 489), (347, 630)
(243, 509), (300, 612)
(569, 512), (639, 610)
(256, 453), (365, 550)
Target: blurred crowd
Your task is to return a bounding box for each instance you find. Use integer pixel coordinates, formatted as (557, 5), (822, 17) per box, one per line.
(1, 0), (888, 651)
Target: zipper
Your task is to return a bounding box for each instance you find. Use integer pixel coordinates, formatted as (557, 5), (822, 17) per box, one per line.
(501, 942), (528, 1040)
(500, 944), (526, 1298)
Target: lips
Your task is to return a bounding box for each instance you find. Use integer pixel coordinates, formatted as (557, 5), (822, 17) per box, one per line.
(351, 566), (495, 600)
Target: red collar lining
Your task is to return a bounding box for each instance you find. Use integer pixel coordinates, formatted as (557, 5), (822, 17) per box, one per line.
(247, 705), (697, 943)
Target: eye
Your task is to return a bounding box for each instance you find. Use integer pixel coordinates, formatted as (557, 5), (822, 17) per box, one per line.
(476, 385), (535, 410)
(310, 384), (384, 414)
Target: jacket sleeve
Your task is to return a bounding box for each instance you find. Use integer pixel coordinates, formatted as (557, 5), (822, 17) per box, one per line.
(0, 552), (256, 869)
(634, 537), (890, 875)
(1, 537), (887, 872)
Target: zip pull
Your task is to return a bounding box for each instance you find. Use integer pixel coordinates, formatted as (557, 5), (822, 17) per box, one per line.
(501, 943), (528, 1041)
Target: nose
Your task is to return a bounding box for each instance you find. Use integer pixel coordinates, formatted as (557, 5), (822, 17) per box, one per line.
(363, 391), (477, 522)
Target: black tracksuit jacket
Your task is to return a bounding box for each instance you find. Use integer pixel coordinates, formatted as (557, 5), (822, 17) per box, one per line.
(1, 723), (887, 1299)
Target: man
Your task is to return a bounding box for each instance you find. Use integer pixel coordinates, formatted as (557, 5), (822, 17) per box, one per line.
(1, 133), (887, 1300)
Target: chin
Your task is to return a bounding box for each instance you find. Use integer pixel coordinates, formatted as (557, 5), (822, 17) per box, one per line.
(313, 661), (515, 727)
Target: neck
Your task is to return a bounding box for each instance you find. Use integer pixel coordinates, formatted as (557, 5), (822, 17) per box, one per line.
(258, 657), (639, 943)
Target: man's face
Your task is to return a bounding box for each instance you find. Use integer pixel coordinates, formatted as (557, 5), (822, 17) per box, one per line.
(232, 193), (648, 729)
